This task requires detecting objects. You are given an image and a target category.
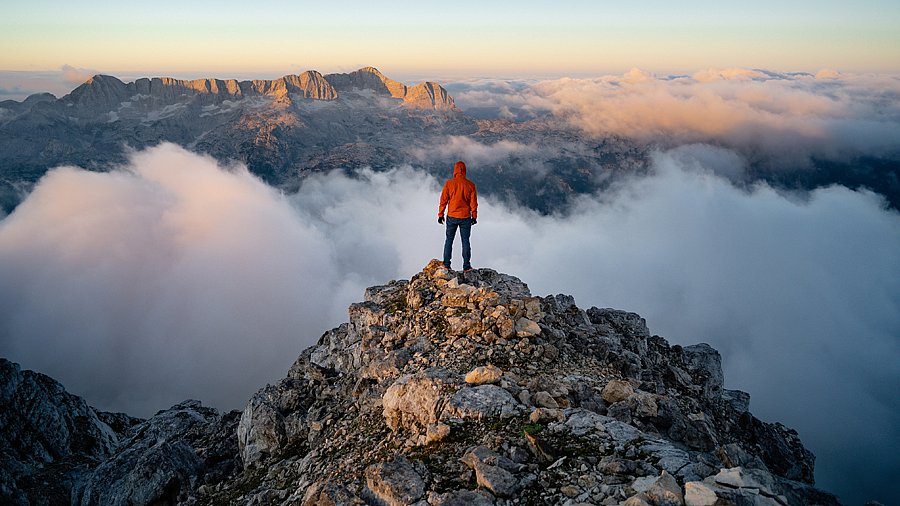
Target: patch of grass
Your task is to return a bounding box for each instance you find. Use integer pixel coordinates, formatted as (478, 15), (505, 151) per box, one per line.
(623, 436), (646, 450)
(523, 423), (544, 435)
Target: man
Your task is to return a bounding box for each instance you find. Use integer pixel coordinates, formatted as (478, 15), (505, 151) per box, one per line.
(438, 160), (478, 271)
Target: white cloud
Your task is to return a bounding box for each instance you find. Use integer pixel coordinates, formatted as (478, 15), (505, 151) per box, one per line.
(408, 135), (540, 167)
(450, 70), (900, 167)
(0, 144), (341, 415)
(61, 64), (101, 86)
(692, 67), (770, 82)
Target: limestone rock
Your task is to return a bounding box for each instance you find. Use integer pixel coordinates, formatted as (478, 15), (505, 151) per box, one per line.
(644, 470), (685, 506)
(77, 400), (239, 506)
(0, 261), (841, 506)
(722, 389), (751, 412)
(682, 344), (724, 401)
(465, 364), (503, 385)
(515, 317), (542, 337)
(302, 479), (365, 505)
(461, 447), (523, 497)
(601, 379), (635, 404)
(325, 67), (455, 110)
(532, 390), (560, 409)
(0, 358), (135, 505)
(365, 455), (426, 506)
(564, 409), (608, 436)
(427, 489), (495, 505)
(404, 82), (456, 110)
(684, 481), (718, 506)
(623, 493), (654, 506)
(383, 369), (458, 433)
(445, 384), (521, 420)
(425, 423), (451, 444)
(237, 389), (288, 467)
(529, 407), (564, 424)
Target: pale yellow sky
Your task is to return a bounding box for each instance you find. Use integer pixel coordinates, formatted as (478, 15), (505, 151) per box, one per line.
(2, 1), (899, 84)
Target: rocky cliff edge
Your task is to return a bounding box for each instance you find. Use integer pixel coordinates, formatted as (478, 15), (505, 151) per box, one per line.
(1, 260), (841, 505)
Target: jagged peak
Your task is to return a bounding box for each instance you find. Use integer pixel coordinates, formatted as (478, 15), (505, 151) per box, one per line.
(54, 67), (452, 110)
(356, 66), (385, 76)
(83, 74), (124, 85)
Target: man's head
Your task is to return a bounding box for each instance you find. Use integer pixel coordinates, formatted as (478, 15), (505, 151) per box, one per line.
(454, 160), (466, 177)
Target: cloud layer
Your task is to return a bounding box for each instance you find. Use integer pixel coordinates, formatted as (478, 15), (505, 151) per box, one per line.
(449, 69), (900, 167)
(0, 145), (345, 414)
(0, 143), (897, 504)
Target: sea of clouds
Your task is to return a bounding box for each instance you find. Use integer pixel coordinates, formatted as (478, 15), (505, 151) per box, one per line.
(1, 68), (899, 503)
(448, 68), (900, 169)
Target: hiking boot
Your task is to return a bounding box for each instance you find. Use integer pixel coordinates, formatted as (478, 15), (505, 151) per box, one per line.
(463, 267), (475, 273)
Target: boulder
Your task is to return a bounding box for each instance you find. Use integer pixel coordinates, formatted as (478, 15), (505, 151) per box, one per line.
(444, 385), (521, 420)
(631, 470), (684, 506)
(383, 369), (458, 432)
(461, 447), (522, 497)
(532, 390), (560, 409)
(515, 318), (542, 337)
(427, 489), (495, 506)
(465, 364), (503, 385)
(684, 482), (717, 506)
(601, 380), (635, 404)
(365, 455), (426, 506)
(681, 344), (724, 401)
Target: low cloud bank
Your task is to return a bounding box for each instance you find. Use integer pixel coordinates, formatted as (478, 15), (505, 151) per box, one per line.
(0, 143), (897, 503)
(450, 69), (900, 167)
(0, 145), (346, 415)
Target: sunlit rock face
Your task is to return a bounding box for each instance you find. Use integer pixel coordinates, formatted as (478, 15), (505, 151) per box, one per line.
(64, 70), (339, 109)
(325, 66), (456, 110)
(0, 262), (839, 505)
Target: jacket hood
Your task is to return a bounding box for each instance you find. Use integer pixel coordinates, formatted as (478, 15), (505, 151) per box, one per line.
(453, 161), (466, 178)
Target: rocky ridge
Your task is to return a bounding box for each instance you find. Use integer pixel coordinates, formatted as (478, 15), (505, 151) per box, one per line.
(54, 67), (452, 113)
(0, 261), (841, 505)
(325, 67), (455, 110)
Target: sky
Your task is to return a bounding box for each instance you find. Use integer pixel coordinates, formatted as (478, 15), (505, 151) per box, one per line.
(2, 0), (900, 95)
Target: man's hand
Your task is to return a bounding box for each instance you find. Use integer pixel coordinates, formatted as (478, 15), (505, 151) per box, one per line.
(438, 216), (445, 225)
(471, 218), (477, 225)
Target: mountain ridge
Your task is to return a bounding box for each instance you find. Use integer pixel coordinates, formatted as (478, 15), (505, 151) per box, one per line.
(0, 261), (841, 505)
(48, 67), (454, 111)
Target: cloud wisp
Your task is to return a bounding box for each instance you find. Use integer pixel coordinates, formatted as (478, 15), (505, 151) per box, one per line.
(0, 143), (897, 503)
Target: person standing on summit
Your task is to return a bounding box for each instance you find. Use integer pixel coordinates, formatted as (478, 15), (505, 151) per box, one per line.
(438, 160), (478, 271)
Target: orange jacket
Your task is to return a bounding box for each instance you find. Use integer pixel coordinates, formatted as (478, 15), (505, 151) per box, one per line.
(439, 162), (478, 220)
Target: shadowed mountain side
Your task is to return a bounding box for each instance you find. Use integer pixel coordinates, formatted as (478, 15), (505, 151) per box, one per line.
(0, 262), (841, 505)
(0, 66), (477, 212)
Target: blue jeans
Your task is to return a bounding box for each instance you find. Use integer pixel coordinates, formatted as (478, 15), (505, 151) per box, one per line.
(443, 217), (472, 270)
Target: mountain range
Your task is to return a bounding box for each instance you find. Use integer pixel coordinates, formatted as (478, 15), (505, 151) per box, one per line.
(0, 67), (654, 216)
(2, 66), (898, 217)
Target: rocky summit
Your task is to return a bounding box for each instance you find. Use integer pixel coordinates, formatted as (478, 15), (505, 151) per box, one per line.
(0, 261), (841, 505)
